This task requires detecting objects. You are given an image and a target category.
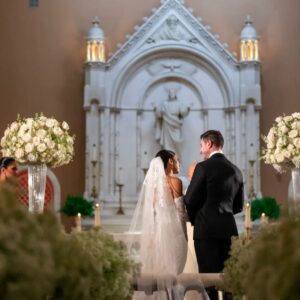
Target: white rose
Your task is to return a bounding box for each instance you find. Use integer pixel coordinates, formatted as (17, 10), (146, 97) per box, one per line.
(53, 127), (63, 136)
(47, 140), (55, 149)
(267, 141), (274, 149)
(4, 149), (12, 157)
(28, 153), (37, 162)
(292, 112), (300, 119)
(275, 152), (285, 163)
(280, 125), (289, 134)
(26, 118), (34, 126)
(4, 128), (10, 136)
(37, 143), (47, 153)
(36, 129), (46, 138)
(62, 121), (69, 130)
(22, 133), (32, 143)
(25, 143), (34, 153)
(10, 122), (19, 131)
(15, 149), (24, 159)
(46, 118), (55, 128)
(11, 136), (17, 143)
(39, 116), (47, 123)
(20, 124), (28, 132)
(283, 149), (291, 158)
(275, 116), (283, 123)
(1, 137), (6, 147)
(288, 144), (295, 151)
(67, 136), (74, 144)
(284, 116), (293, 122)
(33, 137), (40, 146)
(293, 138), (300, 148)
(289, 130), (298, 138)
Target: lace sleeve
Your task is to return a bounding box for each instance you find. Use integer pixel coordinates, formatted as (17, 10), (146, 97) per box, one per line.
(174, 197), (189, 222)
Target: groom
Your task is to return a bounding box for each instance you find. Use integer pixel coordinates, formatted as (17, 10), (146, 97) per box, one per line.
(184, 130), (244, 300)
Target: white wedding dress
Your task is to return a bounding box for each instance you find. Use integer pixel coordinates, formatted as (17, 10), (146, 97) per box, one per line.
(128, 157), (206, 300)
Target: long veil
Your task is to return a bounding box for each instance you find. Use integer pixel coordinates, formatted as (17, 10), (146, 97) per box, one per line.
(127, 157), (208, 300)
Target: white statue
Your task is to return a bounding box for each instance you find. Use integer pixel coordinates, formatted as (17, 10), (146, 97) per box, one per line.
(160, 15), (185, 41)
(154, 88), (190, 153)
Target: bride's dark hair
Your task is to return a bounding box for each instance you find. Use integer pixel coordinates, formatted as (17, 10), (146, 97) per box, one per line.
(155, 150), (175, 169)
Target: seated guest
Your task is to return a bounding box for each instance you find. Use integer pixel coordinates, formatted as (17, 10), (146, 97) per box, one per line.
(0, 157), (18, 181)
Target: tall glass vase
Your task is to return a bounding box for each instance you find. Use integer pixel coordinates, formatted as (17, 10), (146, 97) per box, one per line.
(288, 167), (300, 214)
(28, 163), (47, 213)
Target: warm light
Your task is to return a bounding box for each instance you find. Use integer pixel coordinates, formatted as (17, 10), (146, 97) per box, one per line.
(86, 17), (106, 63)
(240, 39), (259, 62)
(240, 16), (259, 62)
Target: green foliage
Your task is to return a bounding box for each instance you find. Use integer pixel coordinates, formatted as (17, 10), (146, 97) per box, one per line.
(0, 184), (135, 300)
(61, 195), (94, 217)
(245, 215), (300, 300)
(251, 197), (280, 221)
(68, 229), (135, 300)
(219, 235), (253, 300)
(0, 184), (58, 300)
(222, 212), (300, 300)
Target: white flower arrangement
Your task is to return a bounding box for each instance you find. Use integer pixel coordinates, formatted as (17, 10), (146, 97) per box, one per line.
(262, 112), (300, 172)
(1, 114), (75, 168)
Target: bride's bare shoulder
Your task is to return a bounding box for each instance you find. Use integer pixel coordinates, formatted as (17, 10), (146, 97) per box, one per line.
(168, 176), (183, 197)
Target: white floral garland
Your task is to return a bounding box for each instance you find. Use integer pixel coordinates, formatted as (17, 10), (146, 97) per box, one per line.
(262, 112), (300, 172)
(1, 114), (75, 168)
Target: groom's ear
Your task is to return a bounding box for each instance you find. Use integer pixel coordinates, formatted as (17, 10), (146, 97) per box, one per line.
(207, 139), (213, 148)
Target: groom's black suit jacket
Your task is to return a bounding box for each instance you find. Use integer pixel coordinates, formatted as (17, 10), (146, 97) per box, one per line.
(185, 153), (244, 239)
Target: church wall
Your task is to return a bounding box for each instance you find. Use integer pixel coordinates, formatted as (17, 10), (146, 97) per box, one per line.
(0, 0), (299, 209)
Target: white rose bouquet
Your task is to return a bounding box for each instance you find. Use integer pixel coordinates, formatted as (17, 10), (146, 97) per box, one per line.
(262, 112), (300, 172)
(1, 114), (75, 168)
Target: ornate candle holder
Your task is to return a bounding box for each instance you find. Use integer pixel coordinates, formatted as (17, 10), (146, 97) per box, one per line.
(116, 183), (125, 215)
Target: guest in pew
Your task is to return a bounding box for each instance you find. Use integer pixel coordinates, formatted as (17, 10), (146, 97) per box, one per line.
(0, 157), (18, 181)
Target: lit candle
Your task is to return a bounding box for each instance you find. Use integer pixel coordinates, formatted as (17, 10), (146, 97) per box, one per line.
(245, 202), (251, 229)
(260, 212), (268, 225)
(94, 203), (101, 227)
(76, 213), (82, 232)
(218, 290), (224, 300)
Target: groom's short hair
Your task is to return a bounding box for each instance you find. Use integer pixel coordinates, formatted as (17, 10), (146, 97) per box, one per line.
(200, 130), (224, 148)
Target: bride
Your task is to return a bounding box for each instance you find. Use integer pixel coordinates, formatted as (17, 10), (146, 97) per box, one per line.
(129, 150), (206, 299)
